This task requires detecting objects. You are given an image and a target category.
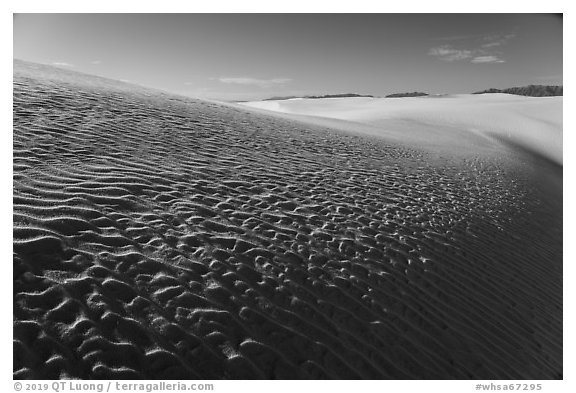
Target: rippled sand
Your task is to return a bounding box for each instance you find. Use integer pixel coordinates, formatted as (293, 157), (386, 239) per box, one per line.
(13, 60), (562, 379)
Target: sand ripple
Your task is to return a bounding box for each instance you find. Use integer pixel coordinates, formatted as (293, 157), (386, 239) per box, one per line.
(13, 61), (562, 379)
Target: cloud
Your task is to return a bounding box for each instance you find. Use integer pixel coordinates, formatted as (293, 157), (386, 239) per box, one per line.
(428, 33), (516, 64)
(90, 60), (102, 65)
(471, 56), (506, 64)
(483, 33), (516, 42)
(428, 46), (473, 62)
(429, 33), (515, 64)
(51, 61), (74, 67)
(215, 77), (292, 88)
(481, 33), (516, 49)
(480, 42), (502, 48)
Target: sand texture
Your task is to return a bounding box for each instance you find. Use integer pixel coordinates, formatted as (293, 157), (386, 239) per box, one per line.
(13, 61), (562, 379)
(241, 95), (562, 166)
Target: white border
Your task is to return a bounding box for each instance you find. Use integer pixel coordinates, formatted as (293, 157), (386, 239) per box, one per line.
(4, 3), (572, 392)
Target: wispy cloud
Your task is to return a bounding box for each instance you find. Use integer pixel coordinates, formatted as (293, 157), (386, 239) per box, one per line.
(429, 33), (515, 64)
(481, 33), (516, 49)
(480, 42), (502, 48)
(51, 61), (74, 67)
(90, 60), (102, 65)
(428, 46), (473, 62)
(471, 56), (505, 64)
(215, 77), (292, 88)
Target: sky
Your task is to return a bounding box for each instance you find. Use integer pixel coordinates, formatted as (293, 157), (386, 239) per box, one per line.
(13, 14), (563, 101)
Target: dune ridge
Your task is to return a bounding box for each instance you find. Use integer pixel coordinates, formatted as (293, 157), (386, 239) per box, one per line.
(13, 60), (562, 379)
(240, 94), (562, 166)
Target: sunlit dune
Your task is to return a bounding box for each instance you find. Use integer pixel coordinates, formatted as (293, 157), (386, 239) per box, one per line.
(240, 94), (562, 165)
(13, 60), (562, 379)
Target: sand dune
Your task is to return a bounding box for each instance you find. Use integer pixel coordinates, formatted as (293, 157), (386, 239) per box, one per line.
(241, 95), (562, 165)
(13, 60), (562, 379)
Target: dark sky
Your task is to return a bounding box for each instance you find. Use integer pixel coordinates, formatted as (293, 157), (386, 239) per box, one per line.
(13, 14), (563, 100)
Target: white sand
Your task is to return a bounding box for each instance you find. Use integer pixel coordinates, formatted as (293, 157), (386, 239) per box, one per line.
(241, 94), (562, 165)
(13, 60), (562, 380)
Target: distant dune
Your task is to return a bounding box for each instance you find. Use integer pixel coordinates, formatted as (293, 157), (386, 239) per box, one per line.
(14, 60), (562, 379)
(262, 93), (374, 101)
(240, 94), (562, 166)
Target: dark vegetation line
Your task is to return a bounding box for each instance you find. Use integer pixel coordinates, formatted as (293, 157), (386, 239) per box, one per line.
(385, 92), (429, 98)
(473, 85), (562, 97)
(254, 85), (562, 102)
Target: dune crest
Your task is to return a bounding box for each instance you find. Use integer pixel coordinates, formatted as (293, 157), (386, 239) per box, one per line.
(240, 94), (562, 165)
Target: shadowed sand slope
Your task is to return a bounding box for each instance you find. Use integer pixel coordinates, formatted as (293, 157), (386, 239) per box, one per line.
(14, 61), (562, 379)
